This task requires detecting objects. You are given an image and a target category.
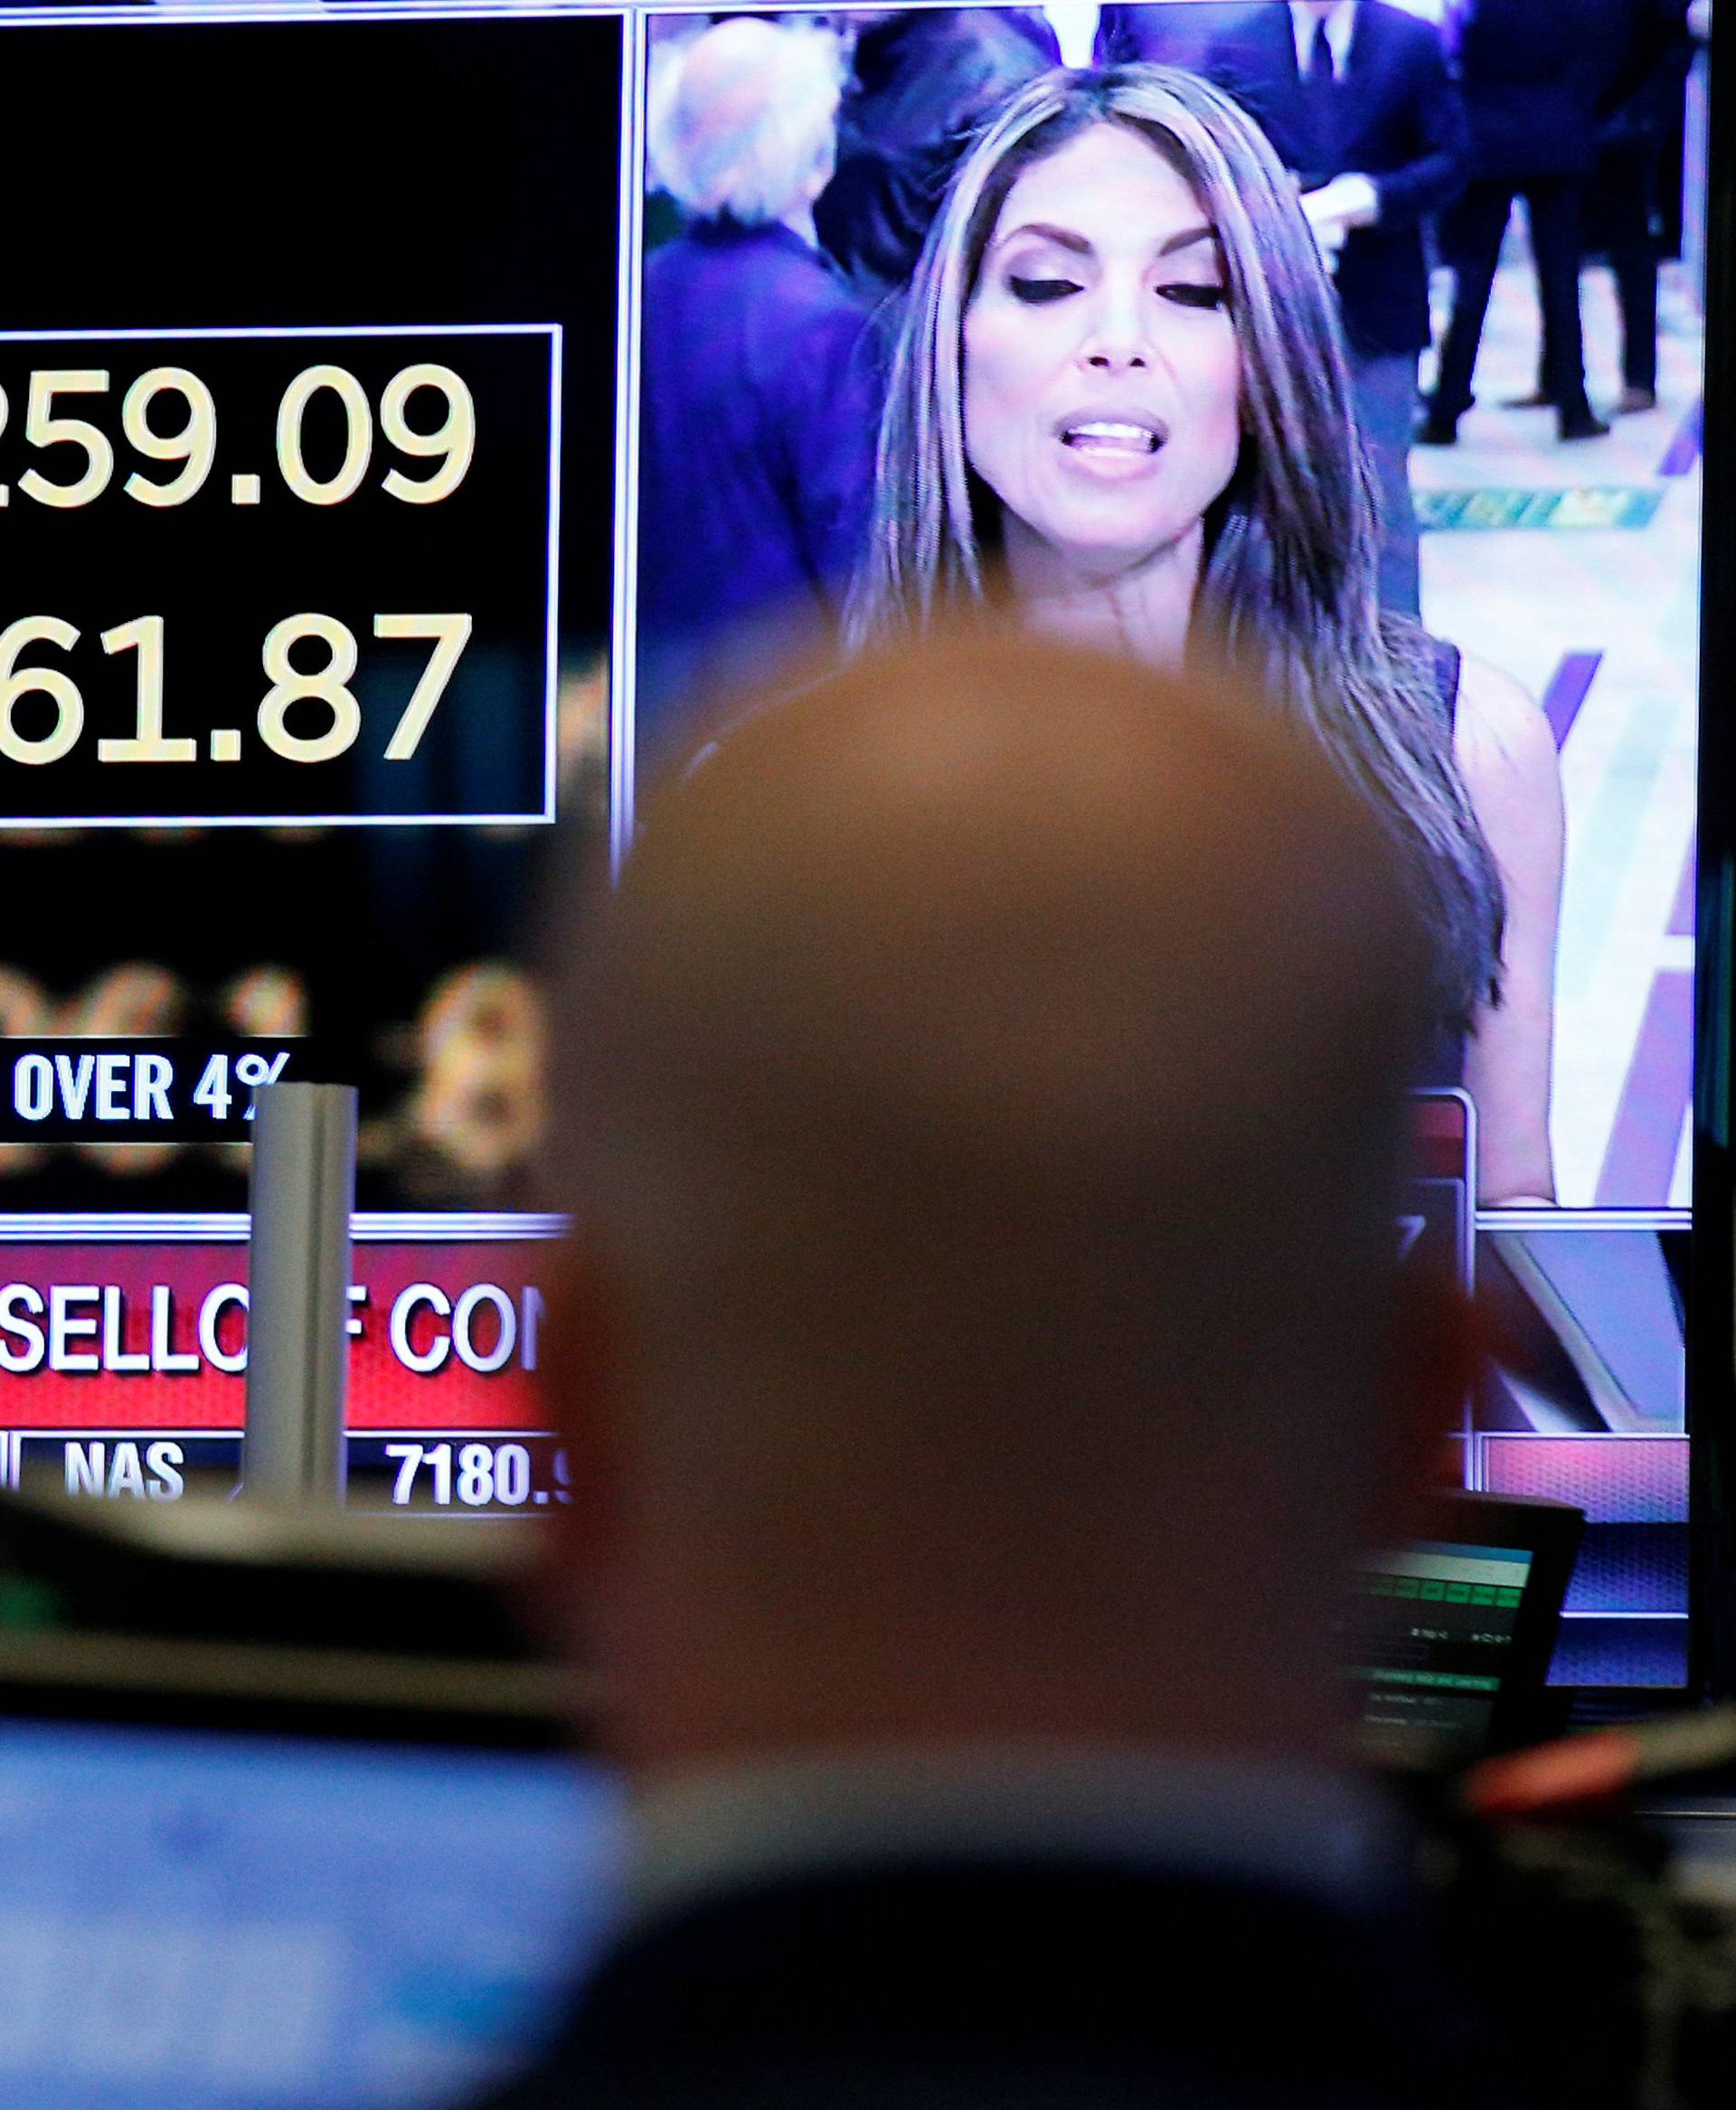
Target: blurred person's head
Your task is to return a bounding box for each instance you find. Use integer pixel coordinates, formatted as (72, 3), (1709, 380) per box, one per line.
(649, 18), (844, 236)
(848, 65), (1503, 1041)
(542, 633), (1458, 1776)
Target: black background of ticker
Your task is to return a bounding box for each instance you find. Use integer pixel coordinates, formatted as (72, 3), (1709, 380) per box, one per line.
(0, 12), (620, 1210)
(0, 329), (558, 822)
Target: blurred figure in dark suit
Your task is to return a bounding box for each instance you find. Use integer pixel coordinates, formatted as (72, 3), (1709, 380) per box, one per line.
(1420, 0), (1624, 445)
(482, 631), (1505, 2110)
(815, 9), (1058, 298)
(1095, 1), (1251, 69)
(1505, 0), (1694, 416)
(1175, 0), (1469, 615)
(637, 18), (879, 769)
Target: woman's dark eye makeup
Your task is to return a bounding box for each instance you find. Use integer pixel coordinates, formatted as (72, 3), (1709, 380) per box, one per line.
(1159, 282), (1227, 309)
(1007, 274), (1082, 304)
(1004, 272), (1228, 309)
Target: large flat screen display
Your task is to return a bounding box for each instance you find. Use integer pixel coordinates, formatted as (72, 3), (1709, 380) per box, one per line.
(0, 5), (623, 1532)
(0, 0), (1712, 1687)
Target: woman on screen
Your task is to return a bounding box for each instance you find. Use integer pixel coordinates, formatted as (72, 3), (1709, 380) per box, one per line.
(846, 65), (1561, 1205)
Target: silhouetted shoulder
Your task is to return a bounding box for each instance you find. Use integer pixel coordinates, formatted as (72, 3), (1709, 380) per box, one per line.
(1361, 0), (1451, 61)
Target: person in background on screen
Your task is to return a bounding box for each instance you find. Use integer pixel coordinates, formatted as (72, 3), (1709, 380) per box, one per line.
(491, 627), (1511, 2110)
(1096, 1), (1252, 71)
(636, 17), (879, 768)
(1418, 0), (1624, 445)
(848, 65), (1561, 1206)
(1502, 0), (1694, 420)
(1168, 0), (1469, 619)
(816, 10), (1060, 299)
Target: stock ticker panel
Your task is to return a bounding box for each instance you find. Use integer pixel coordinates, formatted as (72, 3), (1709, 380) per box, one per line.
(0, 330), (560, 824)
(0, 1234), (570, 1516)
(0, 12), (621, 1213)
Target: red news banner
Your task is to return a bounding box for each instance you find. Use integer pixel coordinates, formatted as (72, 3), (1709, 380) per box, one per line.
(0, 1096), (1469, 1512)
(0, 1236), (564, 1512)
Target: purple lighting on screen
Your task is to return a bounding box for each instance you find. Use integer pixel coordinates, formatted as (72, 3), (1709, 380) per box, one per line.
(1541, 652), (1601, 749)
(1658, 398), (1703, 478)
(1595, 969), (1694, 1205)
(1669, 838), (1696, 937)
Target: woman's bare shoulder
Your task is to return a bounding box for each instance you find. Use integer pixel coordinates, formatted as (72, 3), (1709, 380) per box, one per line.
(1449, 649), (1559, 802)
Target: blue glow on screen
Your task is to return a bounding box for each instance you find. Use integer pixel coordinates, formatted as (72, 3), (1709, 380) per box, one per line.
(0, 1720), (625, 2107)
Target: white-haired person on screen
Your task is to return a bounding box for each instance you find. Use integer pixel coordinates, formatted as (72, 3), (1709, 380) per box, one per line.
(847, 64), (1562, 1207)
(637, 17), (880, 768)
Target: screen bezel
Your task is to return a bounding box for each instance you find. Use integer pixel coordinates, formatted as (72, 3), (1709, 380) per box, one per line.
(1690, 2), (1730, 1700)
(0, 0), (1712, 1701)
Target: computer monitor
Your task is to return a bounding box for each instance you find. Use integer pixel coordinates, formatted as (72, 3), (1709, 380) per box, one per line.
(1355, 1494), (1585, 1768)
(0, 1491), (623, 2108)
(0, 1719), (622, 2110)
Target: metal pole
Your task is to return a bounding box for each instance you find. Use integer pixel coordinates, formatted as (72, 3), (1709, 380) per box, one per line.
(243, 1082), (357, 1502)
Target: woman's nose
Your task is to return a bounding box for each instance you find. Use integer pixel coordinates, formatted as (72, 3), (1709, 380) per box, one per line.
(1078, 285), (1150, 372)
(1085, 343), (1148, 372)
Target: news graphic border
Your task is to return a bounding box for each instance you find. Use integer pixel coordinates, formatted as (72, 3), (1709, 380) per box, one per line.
(0, 1212), (569, 1241)
(0, 1430), (570, 1506)
(0, 1208), (1690, 1244)
(0, 320), (563, 831)
(611, 4), (647, 875)
(1479, 1210), (1690, 1231)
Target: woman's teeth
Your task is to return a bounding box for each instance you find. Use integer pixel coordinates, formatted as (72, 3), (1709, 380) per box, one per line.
(1062, 422), (1159, 454)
